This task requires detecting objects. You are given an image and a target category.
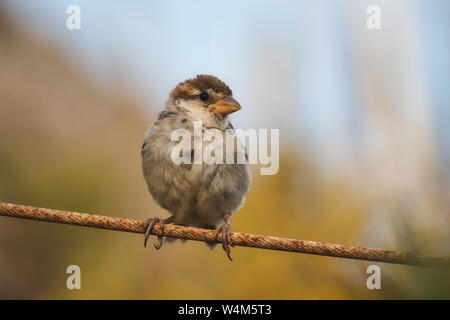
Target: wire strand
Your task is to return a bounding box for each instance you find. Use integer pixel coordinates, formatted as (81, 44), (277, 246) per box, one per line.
(0, 202), (448, 267)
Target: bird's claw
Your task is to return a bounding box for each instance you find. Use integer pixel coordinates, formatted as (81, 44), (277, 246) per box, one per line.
(144, 217), (164, 250)
(214, 223), (233, 261)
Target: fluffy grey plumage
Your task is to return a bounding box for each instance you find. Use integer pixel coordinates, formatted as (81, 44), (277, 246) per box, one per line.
(141, 75), (251, 259)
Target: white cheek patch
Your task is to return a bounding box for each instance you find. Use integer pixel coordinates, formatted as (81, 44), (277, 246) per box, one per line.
(177, 99), (209, 119)
(176, 99), (203, 112)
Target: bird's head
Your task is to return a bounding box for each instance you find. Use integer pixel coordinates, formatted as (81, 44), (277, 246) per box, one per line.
(167, 75), (241, 125)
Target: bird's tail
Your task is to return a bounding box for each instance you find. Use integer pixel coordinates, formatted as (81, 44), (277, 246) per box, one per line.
(205, 241), (217, 250)
(163, 236), (187, 244)
(201, 224), (217, 250)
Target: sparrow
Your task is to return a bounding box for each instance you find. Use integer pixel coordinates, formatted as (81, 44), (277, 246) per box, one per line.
(141, 75), (251, 260)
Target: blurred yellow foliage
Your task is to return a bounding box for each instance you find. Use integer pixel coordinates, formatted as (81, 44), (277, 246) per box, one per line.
(0, 7), (448, 299)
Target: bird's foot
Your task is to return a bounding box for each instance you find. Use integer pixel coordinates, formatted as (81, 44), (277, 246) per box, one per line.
(144, 216), (175, 249)
(144, 217), (165, 249)
(214, 222), (234, 261)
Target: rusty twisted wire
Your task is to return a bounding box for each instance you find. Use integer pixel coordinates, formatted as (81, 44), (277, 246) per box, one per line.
(0, 202), (449, 267)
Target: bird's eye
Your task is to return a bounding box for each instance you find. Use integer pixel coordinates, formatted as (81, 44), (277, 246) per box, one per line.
(199, 92), (209, 101)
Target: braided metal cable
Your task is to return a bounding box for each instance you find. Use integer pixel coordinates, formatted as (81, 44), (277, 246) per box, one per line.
(0, 202), (448, 267)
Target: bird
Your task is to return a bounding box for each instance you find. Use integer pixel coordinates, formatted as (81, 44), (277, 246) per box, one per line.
(141, 74), (251, 260)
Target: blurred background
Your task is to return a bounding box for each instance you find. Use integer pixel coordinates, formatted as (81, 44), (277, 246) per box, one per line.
(0, 0), (449, 299)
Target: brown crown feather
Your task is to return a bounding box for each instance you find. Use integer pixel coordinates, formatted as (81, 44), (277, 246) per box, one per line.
(169, 74), (232, 102)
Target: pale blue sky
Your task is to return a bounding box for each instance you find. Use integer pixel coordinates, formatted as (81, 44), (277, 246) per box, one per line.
(3, 0), (449, 162)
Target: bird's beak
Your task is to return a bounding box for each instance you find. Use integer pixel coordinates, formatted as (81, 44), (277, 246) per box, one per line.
(208, 96), (241, 115)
